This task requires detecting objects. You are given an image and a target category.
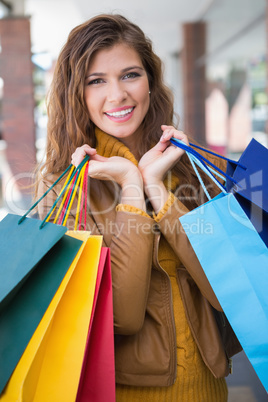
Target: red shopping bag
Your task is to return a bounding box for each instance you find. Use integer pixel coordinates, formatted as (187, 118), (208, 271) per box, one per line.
(76, 247), (115, 402)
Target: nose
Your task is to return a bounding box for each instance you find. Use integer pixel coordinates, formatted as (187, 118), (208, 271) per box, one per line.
(107, 81), (127, 104)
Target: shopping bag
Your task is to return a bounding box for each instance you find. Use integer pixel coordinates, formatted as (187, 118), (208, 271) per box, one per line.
(0, 232), (83, 394)
(171, 137), (268, 246)
(0, 155), (89, 314)
(225, 138), (268, 212)
(0, 232), (103, 402)
(0, 213), (67, 311)
(226, 138), (268, 246)
(76, 247), (115, 402)
(233, 193), (268, 246)
(176, 149), (268, 393)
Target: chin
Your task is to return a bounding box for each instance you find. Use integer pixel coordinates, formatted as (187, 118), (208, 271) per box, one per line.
(107, 130), (136, 139)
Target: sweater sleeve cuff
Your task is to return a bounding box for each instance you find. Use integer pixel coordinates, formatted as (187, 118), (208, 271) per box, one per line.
(116, 204), (151, 219)
(153, 192), (176, 222)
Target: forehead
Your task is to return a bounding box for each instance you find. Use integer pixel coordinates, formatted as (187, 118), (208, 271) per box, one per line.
(88, 43), (143, 72)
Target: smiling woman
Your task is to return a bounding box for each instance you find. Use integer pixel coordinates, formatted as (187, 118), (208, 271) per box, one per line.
(35, 13), (241, 402)
(84, 44), (150, 150)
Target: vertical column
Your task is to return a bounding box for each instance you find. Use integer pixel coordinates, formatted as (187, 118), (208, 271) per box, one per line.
(182, 22), (206, 144)
(0, 16), (36, 192)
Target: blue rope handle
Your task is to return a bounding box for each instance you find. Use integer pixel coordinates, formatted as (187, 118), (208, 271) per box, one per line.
(187, 152), (227, 199)
(170, 138), (240, 187)
(186, 152), (211, 199)
(189, 142), (246, 169)
(39, 156), (90, 229)
(170, 138), (228, 190)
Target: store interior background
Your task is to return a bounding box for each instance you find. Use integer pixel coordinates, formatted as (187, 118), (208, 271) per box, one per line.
(0, 1), (267, 400)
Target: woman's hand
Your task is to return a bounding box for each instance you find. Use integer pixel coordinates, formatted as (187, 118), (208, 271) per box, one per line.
(138, 125), (188, 213)
(71, 144), (146, 210)
(139, 126), (188, 183)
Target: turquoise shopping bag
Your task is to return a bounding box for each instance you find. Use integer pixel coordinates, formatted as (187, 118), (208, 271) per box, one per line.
(0, 232), (83, 394)
(177, 149), (268, 393)
(0, 214), (67, 311)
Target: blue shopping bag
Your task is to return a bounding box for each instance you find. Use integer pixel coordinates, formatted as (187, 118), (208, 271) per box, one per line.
(226, 138), (268, 246)
(174, 147), (268, 393)
(170, 137), (268, 246)
(226, 138), (268, 212)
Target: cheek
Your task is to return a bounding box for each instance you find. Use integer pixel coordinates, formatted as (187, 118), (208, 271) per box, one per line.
(139, 81), (150, 105)
(140, 88), (150, 114)
(84, 91), (99, 120)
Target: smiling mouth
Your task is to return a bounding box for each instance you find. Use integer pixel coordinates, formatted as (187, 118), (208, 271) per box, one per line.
(105, 107), (134, 118)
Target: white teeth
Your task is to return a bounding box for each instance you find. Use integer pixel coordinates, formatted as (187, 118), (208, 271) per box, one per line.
(106, 107), (134, 117)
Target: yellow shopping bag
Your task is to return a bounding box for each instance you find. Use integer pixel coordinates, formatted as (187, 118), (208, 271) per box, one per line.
(1, 232), (102, 402)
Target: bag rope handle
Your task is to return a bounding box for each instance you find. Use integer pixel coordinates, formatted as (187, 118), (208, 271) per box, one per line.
(170, 138), (241, 188)
(59, 162), (88, 227)
(78, 162), (89, 231)
(18, 163), (73, 225)
(188, 142), (246, 169)
(18, 156), (90, 228)
(187, 152), (227, 200)
(45, 165), (76, 224)
(57, 172), (79, 226)
(74, 165), (86, 230)
(39, 156), (90, 229)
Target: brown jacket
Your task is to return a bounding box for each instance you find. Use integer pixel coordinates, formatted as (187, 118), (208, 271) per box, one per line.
(37, 160), (241, 387)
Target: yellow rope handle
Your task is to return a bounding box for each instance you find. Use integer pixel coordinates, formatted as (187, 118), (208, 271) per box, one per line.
(62, 164), (86, 227)
(52, 166), (76, 224)
(44, 165), (75, 223)
(74, 163), (87, 230)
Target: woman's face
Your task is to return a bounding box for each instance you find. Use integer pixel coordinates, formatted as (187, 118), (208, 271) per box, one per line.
(84, 43), (150, 148)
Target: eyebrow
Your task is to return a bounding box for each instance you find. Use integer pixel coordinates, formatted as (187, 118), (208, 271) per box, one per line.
(86, 65), (144, 79)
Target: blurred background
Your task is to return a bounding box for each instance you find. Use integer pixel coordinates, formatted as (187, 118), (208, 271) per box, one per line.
(0, 1), (267, 400)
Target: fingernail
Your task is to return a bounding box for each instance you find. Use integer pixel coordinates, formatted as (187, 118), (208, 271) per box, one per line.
(163, 131), (169, 139)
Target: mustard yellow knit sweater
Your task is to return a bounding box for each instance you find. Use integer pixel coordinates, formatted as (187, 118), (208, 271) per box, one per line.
(95, 129), (228, 402)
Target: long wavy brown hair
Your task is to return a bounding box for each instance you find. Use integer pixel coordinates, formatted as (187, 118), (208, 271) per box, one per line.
(37, 13), (220, 209)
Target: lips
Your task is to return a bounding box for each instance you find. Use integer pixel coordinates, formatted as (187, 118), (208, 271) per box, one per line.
(104, 106), (135, 122)
(105, 107), (134, 118)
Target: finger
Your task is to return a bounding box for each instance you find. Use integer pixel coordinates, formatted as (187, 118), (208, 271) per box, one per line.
(160, 127), (189, 146)
(80, 144), (97, 156)
(71, 152), (85, 167)
(151, 139), (170, 153)
(90, 154), (108, 162)
(71, 145), (97, 166)
(161, 124), (173, 130)
(160, 125), (178, 141)
(161, 124), (175, 134)
(87, 160), (115, 181)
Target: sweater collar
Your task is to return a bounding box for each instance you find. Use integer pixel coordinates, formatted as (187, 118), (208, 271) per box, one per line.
(95, 127), (138, 167)
(94, 127), (179, 191)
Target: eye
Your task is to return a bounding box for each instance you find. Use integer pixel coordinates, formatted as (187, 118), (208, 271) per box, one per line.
(122, 72), (140, 80)
(87, 78), (104, 85)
